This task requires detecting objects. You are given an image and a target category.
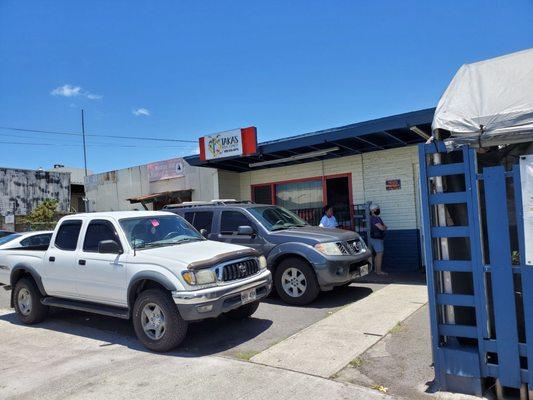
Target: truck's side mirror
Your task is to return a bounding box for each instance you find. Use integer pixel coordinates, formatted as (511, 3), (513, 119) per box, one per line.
(199, 228), (208, 238)
(237, 225), (255, 236)
(98, 240), (123, 254)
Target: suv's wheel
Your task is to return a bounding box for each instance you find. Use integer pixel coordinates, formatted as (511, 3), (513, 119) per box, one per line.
(132, 289), (188, 352)
(226, 301), (260, 320)
(13, 277), (48, 324)
(274, 258), (320, 305)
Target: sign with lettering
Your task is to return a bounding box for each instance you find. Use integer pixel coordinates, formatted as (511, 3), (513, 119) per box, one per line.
(386, 179), (401, 190)
(521, 155), (533, 265)
(199, 127), (257, 161)
(147, 158), (185, 182)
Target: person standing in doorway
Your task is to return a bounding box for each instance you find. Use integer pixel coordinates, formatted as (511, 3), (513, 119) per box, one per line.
(319, 204), (338, 229)
(369, 204), (387, 275)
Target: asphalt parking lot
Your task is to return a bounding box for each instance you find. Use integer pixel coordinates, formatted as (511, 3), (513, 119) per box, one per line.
(0, 281), (387, 360)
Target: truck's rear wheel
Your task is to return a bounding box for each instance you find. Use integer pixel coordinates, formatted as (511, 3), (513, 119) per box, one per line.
(132, 289), (188, 352)
(13, 277), (48, 324)
(226, 301), (260, 320)
(274, 258), (320, 306)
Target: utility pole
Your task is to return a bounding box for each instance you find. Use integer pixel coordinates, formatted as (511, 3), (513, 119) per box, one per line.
(81, 109), (88, 177)
(81, 109), (90, 212)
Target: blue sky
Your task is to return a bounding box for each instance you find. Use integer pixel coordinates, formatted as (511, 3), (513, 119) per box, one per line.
(0, 1), (532, 173)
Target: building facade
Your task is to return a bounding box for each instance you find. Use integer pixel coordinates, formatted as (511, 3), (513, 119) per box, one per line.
(186, 108), (435, 272)
(0, 167), (71, 230)
(84, 157), (220, 212)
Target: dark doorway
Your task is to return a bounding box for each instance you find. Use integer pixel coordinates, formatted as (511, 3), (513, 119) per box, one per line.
(326, 176), (352, 229)
(252, 185), (274, 205)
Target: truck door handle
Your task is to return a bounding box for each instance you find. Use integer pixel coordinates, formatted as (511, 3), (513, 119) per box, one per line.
(78, 259), (86, 266)
(49, 256), (55, 262)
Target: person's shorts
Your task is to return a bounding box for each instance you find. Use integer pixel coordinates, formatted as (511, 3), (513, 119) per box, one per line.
(369, 238), (384, 253)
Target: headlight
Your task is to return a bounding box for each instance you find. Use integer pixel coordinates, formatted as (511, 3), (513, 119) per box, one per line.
(258, 255), (268, 269)
(182, 269), (217, 285)
(314, 242), (343, 256)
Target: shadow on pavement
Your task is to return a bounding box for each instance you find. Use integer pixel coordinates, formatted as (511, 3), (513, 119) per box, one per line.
(264, 284), (375, 309)
(357, 271), (427, 286)
(0, 308), (273, 357)
(0, 284), (379, 356)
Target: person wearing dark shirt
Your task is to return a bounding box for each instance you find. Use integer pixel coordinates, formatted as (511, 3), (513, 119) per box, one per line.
(369, 204), (387, 275)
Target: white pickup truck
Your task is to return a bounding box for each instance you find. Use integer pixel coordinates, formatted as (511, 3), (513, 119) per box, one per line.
(0, 211), (272, 352)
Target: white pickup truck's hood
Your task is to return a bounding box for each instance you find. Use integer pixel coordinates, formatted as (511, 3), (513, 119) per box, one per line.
(133, 240), (254, 270)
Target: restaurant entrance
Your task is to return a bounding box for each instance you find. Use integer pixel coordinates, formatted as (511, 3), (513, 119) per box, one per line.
(251, 173), (353, 229)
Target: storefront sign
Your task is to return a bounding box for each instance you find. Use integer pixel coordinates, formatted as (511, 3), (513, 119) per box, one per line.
(520, 155), (533, 265)
(199, 127), (257, 161)
(386, 179), (401, 190)
(147, 158), (185, 182)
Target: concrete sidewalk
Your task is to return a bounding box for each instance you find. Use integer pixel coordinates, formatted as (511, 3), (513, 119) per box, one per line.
(251, 283), (428, 378)
(0, 310), (390, 400)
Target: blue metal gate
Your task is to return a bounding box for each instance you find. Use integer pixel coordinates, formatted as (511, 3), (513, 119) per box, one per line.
(419, 141), (531, 397)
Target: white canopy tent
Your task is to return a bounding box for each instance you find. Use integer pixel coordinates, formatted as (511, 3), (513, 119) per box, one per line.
(432, 48), (533, 149)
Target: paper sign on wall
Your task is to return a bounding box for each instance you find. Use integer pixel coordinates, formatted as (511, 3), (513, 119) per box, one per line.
(147, 158), (185, 182)
(520, 155), (533, 265)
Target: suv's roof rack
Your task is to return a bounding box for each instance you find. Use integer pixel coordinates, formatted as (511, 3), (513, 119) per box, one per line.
(162, 199), (255, 209)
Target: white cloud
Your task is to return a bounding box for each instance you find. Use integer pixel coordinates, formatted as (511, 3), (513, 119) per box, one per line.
(133, 107), (151, 116)
(50, 84), (102, 100)
(51, 84), (81, 97)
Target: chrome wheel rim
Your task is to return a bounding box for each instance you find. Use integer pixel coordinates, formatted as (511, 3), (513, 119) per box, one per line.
(141, 303), (166, 340)
(281, 267), (306, 298)
(18, 288), (32, 316)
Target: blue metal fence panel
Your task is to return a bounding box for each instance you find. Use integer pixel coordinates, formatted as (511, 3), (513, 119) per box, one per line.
(513, 164), (533, 387)
(483, 166), (521, 388)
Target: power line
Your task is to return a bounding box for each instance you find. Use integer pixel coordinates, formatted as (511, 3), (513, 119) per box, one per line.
(0, 140), (195, 149)
(0, 132), (193, 147)
(0, 125), (197, 143)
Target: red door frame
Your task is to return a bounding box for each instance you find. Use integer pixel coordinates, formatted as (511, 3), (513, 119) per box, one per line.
(250, 173), (354, 228)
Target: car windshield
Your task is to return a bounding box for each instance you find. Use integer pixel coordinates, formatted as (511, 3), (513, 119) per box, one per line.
(119, 215), (204, 249)
(0, 233), (22, 245)
(248, 206), (307, 231)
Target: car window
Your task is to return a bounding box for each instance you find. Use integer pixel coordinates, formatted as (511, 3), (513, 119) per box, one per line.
(119, 215), (204, 249)
(20, 233), (52, 247)
(220, 211), (252, 235)
(184, 212), (194, 224)
(0, 233), (21, 245)
(83, 220), (122, 252)
(186, 211), (213, 234)
(55, 220), (82, 251)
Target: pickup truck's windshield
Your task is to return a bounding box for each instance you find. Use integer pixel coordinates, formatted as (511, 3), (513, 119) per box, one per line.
(119, 215), (204, 249)
(248, 206), (307, 231)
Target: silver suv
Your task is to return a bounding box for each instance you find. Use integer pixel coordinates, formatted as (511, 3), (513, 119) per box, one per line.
(166, 201), (372, 305)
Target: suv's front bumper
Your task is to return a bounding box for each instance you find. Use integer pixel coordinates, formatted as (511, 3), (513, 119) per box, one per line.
(315, 249), (373, 290)
(172, 269), (272, 321)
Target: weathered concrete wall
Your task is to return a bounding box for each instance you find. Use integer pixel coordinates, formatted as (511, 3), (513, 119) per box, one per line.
(0, 168), (71, 216)
(85, 160), (219, 212)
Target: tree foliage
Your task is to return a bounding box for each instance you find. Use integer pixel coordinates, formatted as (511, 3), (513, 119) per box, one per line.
(25, 199), (59, 230)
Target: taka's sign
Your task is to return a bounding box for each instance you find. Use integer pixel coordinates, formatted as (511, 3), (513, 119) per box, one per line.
(147, 158), (185, 182)
(199, 127), (257, 161)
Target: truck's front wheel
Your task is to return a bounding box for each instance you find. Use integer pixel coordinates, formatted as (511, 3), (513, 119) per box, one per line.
(132, 289), (188, 352)
(13, 277), (48, 324)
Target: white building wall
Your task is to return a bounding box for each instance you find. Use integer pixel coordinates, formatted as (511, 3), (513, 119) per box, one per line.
(85, 161), (219, 212)
(217, 170), (242, 199)
(238, 146), (420, 231)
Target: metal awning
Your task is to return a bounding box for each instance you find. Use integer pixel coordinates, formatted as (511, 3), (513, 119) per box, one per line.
(185, 108), (435, 172)
(127, 190), (192, 209)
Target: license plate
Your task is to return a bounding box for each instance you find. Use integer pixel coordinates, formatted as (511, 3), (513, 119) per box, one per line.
(352, 264), (369, 278)
(241, 288), (257, 304)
